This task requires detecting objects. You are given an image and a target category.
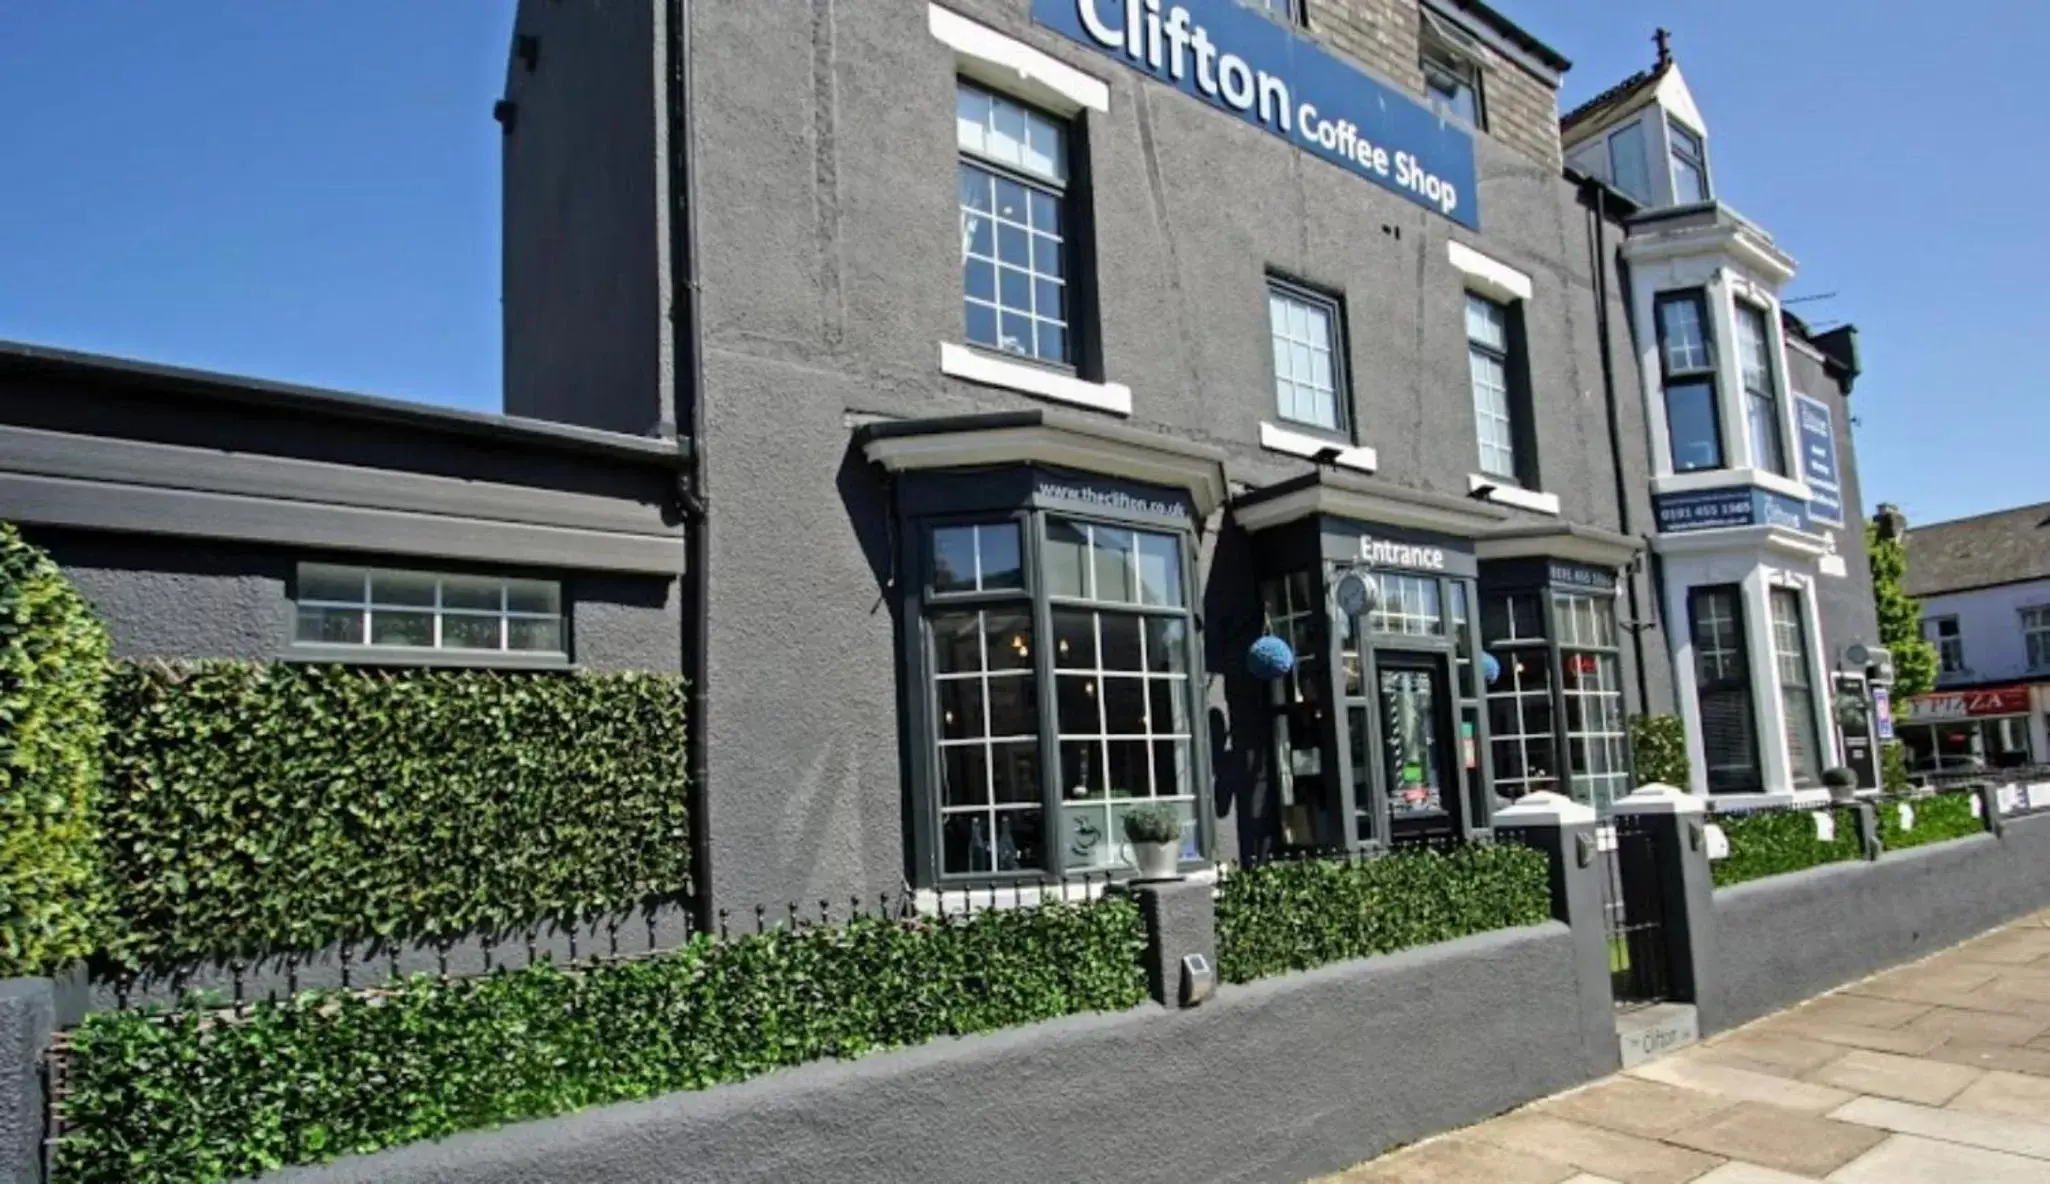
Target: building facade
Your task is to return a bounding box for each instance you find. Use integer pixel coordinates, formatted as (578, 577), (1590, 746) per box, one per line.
(1561, 46), (1880, 800)
(1898, 502), (2050, 774)
(0, 1), (1891, 924)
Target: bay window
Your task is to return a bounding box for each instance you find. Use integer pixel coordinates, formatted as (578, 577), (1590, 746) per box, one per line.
(1770, 586), (1822, 786)
(1734, 302), (1788, 476)
(920, 511), (1203, 882)
(1481, 584), (1626, 809)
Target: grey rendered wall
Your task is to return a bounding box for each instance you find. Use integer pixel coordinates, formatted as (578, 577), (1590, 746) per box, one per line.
(501, 0), (676, 437)
(0, 980), (53, 1184)
(1707, 812), (2050, 1031)
(267, 924), (1595, 1184)
(23, 529), (681, 674)
(1783, 345), (1880, 663)
(678, 1), (1661, 907)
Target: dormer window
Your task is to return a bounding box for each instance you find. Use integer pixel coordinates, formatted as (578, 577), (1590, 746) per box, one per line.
(1668, 118), (1710, 203)
(1607, 121), (1652, 203)
(1419, 8), (1486, 129)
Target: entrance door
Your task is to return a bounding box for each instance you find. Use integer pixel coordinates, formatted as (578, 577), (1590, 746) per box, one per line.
(1378, 654), (1459, 840)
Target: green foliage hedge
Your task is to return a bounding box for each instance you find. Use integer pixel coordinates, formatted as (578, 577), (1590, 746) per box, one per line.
(58, 899), (1146, 1184)
(1628, 714), (1690, 789)
(1215, 844), (1550, 984)
(97, 661), (690, 970)
(1879, 791), (1985, 851)
(1710, 807), (1862, 888)
(0, 524), (112, 976)
(1881, 740), (1913, 795)
(1868, 521), (1940, 698)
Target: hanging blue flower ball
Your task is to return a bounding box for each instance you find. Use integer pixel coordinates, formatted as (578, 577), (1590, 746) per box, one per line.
(1481, 652), (1503, 686)
(1247, 635), (1296, 680)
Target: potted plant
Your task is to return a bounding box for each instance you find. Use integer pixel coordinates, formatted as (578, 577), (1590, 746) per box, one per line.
(1122, 804), (1184, 881)
(1822, 766), (1859, 803)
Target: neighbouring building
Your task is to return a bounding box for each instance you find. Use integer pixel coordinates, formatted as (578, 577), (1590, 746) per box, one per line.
(0, 1), (1890, 924)
(1561, 37), (1882, 799)
(1896, 501), (2050, 774)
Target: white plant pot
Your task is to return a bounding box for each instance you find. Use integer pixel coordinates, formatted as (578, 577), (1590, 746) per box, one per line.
(1131, 838), (1182, 881)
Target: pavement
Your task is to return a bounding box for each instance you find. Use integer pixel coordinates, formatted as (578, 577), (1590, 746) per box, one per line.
(1323, 910), (2050, 1182)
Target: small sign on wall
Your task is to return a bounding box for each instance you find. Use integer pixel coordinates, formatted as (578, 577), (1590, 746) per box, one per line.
(1814, 811), (1836, 843)
(1703, 823), (1730, 861)
(1898, 802), (1916, 831)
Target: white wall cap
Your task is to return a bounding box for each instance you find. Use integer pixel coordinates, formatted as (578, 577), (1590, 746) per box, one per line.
(1612, 783), (1708, 816)
(1492, 790), (1597, 827)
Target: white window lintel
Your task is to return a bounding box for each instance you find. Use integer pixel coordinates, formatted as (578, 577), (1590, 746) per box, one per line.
(929, 5), (1109, 115)
(1448, 240), (1534, 303)
(939, 342), (1132, 415)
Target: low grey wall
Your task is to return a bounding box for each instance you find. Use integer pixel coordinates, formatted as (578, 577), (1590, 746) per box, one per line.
(0, 979), (53, 1184)
(267, 923), (1590, 1184)
(1708, 812), (2050, 1031)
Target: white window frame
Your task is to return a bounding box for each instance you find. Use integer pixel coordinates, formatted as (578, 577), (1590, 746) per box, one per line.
(1925, 614), (1965, 676)
(2024, 606), (2050, 672)
(1668, 117), (1711, 204)
(1266, 280), (1350, 438)
(292, 563), (567, 661)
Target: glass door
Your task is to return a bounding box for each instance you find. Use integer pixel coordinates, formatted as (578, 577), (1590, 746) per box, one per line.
(1378, 653), (1459, 840)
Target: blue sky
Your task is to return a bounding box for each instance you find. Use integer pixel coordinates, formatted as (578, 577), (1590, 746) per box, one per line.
(0, 2), (2041, 527)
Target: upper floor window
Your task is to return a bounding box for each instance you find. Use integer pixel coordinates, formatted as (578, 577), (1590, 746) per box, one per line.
(1668, 119), (1710, 204)
(1655, 291), (1725, 472)
(1466, 293), (1527, 483)
(1924, 614), (1965, 675)
(1690, 584), (1759, 792)
(1733, 303), (1788, 476)
(294, 564), (565, 655)
(921, 514), (1203, 883)
(1608, 121), (1652, 204)
(1420, 12), (1486, 129)
(1770, 587), (1821, 786)
(1248, 0), (1305, 25)
(2027, 607), (2050, 671)
(958, 81), (1072, 366)
(1267, 281), (1348, 435)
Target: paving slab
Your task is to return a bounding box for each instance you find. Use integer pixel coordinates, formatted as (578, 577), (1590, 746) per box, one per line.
(1628, 1056), (1857, 1115)
(1532, 1078), (1736, 1140)
(1689, 1165), (1818, 1184)
(1787, 995), (1931, 1031)
(1688, 1032), (1852, 1078)
(1956, 930), (2050, 965)
(1832, 1094), (2050, 1159)
(1825, 1133), (2050, 1182)
(1327, 1135), (1578, 1183)
(1467, 1114), (1723, 1184)
(1752, 1017), (1947, 1057)
(1904, 1005), (2050, 1048)
(1662, 1102), (1884, 1177)
(1923, 1039), (2050, 1079)
(1800, 1049), (1983, 1105)
(1948, 1068), (2050, 1124)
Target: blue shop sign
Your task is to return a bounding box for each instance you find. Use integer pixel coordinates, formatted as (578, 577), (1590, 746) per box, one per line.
(1654, 487), (1811, 534)
(1794, 394), (1844, 528)
(1032, 0), (1480, 229)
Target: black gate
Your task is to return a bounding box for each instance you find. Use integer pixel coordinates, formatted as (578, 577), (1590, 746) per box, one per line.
(1602, 812), (1672, 1008)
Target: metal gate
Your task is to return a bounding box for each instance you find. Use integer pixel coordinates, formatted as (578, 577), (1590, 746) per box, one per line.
(1602, 812), (1672, 1008)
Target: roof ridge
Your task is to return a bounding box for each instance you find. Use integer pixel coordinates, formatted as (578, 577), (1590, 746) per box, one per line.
(1560, 60), (1669, 131)
(1908, 502), (2050, 533)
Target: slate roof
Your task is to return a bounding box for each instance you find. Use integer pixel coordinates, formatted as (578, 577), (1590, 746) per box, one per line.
(1903, 502), (2050, 597)
(1560, 60), (1670, 137)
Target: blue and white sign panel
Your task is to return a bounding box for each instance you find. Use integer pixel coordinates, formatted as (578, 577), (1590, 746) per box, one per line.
(1794, 394), (1844, 527)
(1032, 0), (1481, 228)
(1654, 487), (1810, 535)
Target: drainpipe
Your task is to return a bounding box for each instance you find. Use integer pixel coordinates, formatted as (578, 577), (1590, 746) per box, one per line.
(668, 0), (714, 932)
(1586, 179), (1654, 716)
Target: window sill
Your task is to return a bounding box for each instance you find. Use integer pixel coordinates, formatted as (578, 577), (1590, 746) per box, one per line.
(914, 864), (1217, 916)
(940, 343), (1132, 416)
(1651, 467), (1813, 502)
(284, 644), (573, 671)
(1259, 421), (1377, 473)
(1466, 474), (1559, 515)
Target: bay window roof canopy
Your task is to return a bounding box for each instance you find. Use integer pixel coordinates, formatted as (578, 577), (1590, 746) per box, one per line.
(858, 408), (1230, 518)
(1231, 468), (1513, 537)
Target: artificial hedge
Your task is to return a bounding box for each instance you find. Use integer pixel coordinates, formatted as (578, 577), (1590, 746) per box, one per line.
(1214, 844), (1550, 984)
(0, 524), (112, 976)
(1628, 714), (1690, 790)
(57, 898), (1147, 1184)
(1710, 807), (1862, 888)
(97, 661), (691, 969)
(1879, 790), (1984, 851)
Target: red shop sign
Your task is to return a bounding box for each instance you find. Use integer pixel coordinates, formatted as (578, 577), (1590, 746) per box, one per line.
(1899, 684), (2033, 723)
